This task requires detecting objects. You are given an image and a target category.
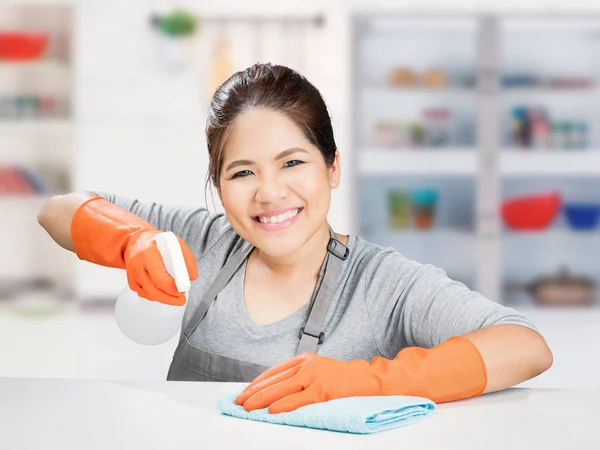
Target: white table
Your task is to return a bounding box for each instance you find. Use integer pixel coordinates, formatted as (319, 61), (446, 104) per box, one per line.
(0, 378), (598, 450)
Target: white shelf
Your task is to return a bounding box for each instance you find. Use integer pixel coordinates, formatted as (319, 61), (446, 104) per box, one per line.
(1, 0), (75, 5)
(359, 149), (600, 176)
(357, 17), (478, 32)
(0, 194), (52, 200)
(503, 18), (600, 33)
(0, 195), (53, 206)
(502, 86), (597, 94)
(509, 305), (600, 321)
(359, 148), (476, 175)
(374, 229), (474, 240)
(0, 60), (70, 73)
(0, 120), (73, 134)
(502, 229), (600, 239)
(501, 151), (600, 176)
(362, 86), (475, 95)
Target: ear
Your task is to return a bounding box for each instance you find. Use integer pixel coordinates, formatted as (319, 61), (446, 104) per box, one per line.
(328, 151), (341, 189)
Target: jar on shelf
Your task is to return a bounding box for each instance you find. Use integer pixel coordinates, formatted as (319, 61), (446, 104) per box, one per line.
(387, 189), (410, 229)
(407, 121), (425, 148)
(373, 120), (403, 147)
(0, 96), (16, 118)
(551, 122), (566, 150)
(387, 67), (418, 87)
(529, 107), (551, 150)
(411, 187), (439, 230)
(570, 121), (589, 150)
(421, 68), (447, 88)
(422, 108), (451, 147)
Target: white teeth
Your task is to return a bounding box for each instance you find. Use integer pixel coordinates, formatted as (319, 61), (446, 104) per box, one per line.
(258, 208), (299, 224)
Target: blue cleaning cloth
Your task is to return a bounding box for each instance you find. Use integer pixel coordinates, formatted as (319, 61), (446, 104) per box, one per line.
(215, 392), (436, 434)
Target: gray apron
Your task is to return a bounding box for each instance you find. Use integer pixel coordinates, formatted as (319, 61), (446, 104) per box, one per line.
(167, 226), (349, 382)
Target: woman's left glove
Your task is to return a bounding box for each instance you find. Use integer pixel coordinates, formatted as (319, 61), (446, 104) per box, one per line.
(235, 336), (487, 414)
(235, 353), (380, 414)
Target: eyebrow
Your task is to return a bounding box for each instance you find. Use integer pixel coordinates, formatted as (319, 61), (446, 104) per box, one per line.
(225, 148), (309, 172)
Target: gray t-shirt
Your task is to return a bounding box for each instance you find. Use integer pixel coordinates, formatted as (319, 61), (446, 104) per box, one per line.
(97, 193), (540, 366)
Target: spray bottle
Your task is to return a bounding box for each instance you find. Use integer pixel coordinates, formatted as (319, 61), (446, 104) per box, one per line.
(114, 231), (190, 345)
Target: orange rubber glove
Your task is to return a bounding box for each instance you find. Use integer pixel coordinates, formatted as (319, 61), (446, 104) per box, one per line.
(235, 335), (487, 414)
(70, 196), (198, 306)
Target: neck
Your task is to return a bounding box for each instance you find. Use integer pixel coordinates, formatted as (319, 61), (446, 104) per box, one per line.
(252, 222), (332, 281)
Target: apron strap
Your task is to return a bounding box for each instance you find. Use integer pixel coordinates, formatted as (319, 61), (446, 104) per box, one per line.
(183, 238), (254, 337)
(296, 226), (349, 355)
(182, 225), (350, 356)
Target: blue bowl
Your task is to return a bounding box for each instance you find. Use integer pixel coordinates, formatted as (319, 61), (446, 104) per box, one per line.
(563, 203), (600, 230)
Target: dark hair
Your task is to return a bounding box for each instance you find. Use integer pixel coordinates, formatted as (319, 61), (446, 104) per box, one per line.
(205, 63), (337, 189)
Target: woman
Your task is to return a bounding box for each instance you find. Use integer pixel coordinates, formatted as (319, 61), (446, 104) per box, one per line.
(38, 63), (552, 414)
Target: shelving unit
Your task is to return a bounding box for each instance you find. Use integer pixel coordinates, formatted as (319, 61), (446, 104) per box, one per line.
(351, 13), (600, 310)
(498, 17), (600, 310)
(352, 16), (480, 291)
(0, 2), (76, 299)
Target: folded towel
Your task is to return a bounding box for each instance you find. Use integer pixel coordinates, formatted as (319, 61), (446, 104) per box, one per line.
(215, 391), (436, 434)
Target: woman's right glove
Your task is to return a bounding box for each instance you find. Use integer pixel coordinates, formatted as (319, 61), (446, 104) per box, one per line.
(70, 197), (198, 306)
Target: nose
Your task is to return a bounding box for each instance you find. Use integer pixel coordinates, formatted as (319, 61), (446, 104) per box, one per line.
(255, 172), (288, 204)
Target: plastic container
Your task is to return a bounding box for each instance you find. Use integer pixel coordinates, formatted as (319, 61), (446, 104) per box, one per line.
(563, 203), (600, 231)
(387, 189), (410, 229)
(570, 122), (589, 150)
(0, 33), (48, 61)
(528, 268), (595, 307)
(114, 231), (191, 345)
(423, 108), (451, 148)
(501, 192), (561, 230)
(411, 188), (438, 230)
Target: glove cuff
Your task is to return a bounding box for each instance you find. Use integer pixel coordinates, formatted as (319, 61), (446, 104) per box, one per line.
(372, 335), (488, 403)
(70, 196), (154, 269)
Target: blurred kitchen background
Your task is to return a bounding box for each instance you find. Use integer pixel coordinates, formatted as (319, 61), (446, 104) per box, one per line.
(1, 0), (600, 388)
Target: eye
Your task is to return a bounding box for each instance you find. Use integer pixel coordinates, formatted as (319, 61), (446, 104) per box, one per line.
(231, 170), (253, 179)
(284, 160), (303, 168)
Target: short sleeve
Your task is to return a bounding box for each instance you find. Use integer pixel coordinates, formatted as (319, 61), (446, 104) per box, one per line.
(364, 247), (541, 358)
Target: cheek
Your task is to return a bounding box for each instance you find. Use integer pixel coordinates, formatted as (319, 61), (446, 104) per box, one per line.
(293, 170), (331, 207)
(220, 184), (249, 217)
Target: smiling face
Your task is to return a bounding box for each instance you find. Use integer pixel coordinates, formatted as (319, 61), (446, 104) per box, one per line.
(218, 107), (340, 258)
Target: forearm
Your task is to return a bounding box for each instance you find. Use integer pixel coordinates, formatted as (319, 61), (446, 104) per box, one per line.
(238, 327), (552, 413)
(37, 191), (100, 251)
(371, 324), (552, 404)
(463, 324), (553, 393)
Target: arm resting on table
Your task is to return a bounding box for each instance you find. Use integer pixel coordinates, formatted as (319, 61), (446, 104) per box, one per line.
(235, 327), (553, 414)
(463, 324), (553, 394)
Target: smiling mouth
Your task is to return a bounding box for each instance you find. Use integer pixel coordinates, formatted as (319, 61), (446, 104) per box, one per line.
(253, 207), (303, 224)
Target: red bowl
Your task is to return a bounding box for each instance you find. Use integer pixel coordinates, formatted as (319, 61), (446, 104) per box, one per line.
(501, 192), (561, 230)
(0, 32), (48, 61)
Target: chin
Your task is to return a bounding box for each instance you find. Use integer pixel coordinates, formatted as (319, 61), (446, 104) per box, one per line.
(253, 237), (304, 258)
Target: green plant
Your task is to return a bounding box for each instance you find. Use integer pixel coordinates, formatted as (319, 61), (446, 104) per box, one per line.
(152, 10), (198, 38)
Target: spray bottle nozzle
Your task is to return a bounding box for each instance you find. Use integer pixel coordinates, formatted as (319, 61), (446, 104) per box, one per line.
(154, 231), (191, 293)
